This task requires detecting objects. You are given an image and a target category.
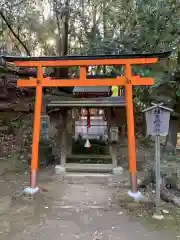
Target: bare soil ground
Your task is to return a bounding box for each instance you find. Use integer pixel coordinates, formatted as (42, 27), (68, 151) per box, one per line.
(0, 133), (179, 239)
(0, 162), (178, 239)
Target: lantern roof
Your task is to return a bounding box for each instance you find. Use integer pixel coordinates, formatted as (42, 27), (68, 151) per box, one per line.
(142, 102), (173, 113)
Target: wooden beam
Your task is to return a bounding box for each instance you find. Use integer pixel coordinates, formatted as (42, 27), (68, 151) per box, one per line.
(17, 79), (37, 87)
(17, 76), (154, 87)
(130, 77), (154, 85)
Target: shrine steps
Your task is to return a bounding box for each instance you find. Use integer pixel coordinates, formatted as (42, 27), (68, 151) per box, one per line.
(64, 172), (111, 184)
(65, 163), (114, 173)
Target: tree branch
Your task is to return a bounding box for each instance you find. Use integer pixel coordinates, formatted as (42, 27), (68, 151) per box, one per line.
(0, 10), (31, 56)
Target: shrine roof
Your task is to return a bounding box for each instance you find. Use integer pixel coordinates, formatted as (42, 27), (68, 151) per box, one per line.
(48, 96), (126, 107)
(2, 51), (171, 62)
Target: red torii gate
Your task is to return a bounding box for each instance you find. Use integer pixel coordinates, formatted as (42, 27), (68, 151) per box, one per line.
(4, 52), (170, 196)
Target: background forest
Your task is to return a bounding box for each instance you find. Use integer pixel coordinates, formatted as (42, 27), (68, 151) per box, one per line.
(1, 0), (180, 147)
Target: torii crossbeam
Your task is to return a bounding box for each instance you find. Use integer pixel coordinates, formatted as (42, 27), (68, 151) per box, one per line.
(4, 52), (170, 195)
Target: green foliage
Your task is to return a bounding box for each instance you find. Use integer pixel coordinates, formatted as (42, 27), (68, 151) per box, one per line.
(176, 90), (180, 97)
(1, 0), (180, 116)
(9, 117), (23, 129)
(0, 0), (179, 55)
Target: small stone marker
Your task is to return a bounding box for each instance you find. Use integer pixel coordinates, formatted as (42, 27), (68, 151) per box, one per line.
(108, 167), (124, 187)
(55, 165), (65, 181)
(112, 167), (123, 175)
(110, 127), (119, 142)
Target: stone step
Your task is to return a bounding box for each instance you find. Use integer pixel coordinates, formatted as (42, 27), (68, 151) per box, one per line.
(64, 172), (112, 184)
(67, 154), (112, 163)
(65, 163), (114, 173)
(67, 154), (111, 159)
(66, 154), (112, 164)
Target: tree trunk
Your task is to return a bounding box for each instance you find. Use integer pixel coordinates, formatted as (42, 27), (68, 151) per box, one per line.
(53, 0), (71, 93)
(62, 0), (69, 56)
(163, 120), (179, 151)
(80, 0), (85, 15)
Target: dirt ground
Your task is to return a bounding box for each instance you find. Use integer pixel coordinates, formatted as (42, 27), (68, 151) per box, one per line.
(0, 165), (179, 240)
(0, 132), (179, 239)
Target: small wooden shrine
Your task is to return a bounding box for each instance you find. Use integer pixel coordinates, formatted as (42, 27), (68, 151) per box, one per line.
(73, 87), (109, 118)
(73, 85), (125, 142)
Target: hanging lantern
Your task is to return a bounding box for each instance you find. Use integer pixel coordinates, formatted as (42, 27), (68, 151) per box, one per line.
(84, 139), (91, 148)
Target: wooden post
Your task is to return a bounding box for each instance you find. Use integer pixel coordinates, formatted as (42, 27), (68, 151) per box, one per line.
(124, 64), (137, 193)
(30, 66), (43, 188)
(155, 134), (161, 215)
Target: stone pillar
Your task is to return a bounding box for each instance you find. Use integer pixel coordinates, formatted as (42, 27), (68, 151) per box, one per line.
(111, 143), (117, 167)
(39, 114), (53, 166)
(59, 109), (68, 166)
(40, 114), (50, 141)
(54, 109), (69, 179)
(106, 108), (118, 167)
